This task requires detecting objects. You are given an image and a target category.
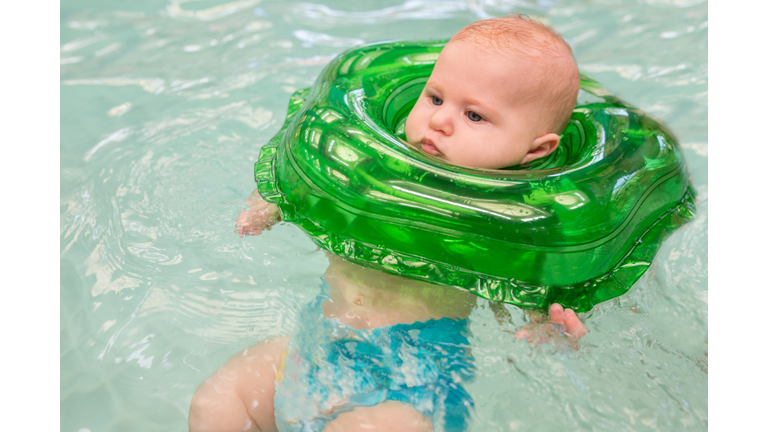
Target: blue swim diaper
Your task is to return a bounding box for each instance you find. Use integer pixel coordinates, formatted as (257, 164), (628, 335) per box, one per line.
(273, 282), (476, 432)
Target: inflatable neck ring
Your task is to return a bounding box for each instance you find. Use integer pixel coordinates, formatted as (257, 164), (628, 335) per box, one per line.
(255, 41), (695, 312)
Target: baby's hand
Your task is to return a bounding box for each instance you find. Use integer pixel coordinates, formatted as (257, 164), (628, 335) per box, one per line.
(515, 303), (588, 350)
(235, 194), (281, 237)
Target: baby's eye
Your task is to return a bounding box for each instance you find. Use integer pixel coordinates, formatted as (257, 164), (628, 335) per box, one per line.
(467, 111), (483, 122)
(430, 95), (443, 106)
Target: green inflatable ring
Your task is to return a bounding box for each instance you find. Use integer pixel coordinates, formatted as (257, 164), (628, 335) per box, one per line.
(254, 40), (695, 312)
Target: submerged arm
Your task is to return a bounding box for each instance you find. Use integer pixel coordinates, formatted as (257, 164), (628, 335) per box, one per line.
(491, 302), (588, 350)
(235, 188), (281, 237)
(515, 303), (588, 350)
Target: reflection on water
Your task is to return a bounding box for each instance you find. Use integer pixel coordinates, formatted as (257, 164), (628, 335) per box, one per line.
(61, 0), (707, 430)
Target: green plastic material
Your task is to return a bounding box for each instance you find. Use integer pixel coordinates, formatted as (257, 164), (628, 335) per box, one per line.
(254, 40), (695, 312)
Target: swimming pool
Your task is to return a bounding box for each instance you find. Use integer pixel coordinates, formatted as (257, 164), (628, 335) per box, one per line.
(60, 0), (707, 430)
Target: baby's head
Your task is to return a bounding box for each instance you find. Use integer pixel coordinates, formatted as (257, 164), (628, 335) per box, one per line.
(405, 16), (580, 169)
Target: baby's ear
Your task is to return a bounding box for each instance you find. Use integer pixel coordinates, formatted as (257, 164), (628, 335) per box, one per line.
(521, 133), (560, 164)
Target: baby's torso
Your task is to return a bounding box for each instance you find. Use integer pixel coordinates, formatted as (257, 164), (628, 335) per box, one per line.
(321, 255), (476, 330)
(274, 262), (477, 432)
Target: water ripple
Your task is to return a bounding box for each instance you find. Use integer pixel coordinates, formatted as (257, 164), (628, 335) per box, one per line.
(292, 29), (364, 47)
(165, 0), (262, 21)
(289, 0), (552, 25)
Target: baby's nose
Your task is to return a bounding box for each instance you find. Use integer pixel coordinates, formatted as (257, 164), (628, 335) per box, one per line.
(428, 108), (453, 135)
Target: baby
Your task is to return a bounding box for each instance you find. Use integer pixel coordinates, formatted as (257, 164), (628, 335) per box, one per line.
(404, 16), (579, 169)
(190, 16), (586, 432)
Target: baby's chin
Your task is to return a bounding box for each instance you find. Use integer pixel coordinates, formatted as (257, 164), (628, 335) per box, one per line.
(446, 156), (517, 170)
(402, 133), (515, 169)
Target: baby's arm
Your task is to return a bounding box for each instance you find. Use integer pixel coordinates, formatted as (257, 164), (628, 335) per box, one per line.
(236, 189), (281, 237)
(491, 302), (587, 349)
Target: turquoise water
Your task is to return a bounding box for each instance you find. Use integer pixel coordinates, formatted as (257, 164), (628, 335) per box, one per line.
(60, 1), (707, 431)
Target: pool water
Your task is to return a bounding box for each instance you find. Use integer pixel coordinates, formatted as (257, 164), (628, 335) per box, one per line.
(60, 1), (707, 431)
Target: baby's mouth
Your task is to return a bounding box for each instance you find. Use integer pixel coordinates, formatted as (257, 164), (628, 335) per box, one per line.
(421, 139), (441, 156)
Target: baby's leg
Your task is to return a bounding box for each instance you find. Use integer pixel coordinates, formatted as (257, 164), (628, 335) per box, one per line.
(189, 336), (289, 432)
(321, 401), (433, 432)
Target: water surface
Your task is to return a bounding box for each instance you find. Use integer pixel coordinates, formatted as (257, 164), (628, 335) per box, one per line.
(61, 1), (708, 430)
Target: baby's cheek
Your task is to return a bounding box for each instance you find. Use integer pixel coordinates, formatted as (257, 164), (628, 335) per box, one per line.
(404, 102), (426, 143)
(404, 114), (415, 142)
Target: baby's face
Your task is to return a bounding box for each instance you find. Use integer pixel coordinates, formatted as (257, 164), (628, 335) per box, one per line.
(405, 41), (554, 169)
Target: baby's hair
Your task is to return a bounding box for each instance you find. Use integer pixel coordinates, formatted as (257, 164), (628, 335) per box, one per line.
(452, 15), (580, 134)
